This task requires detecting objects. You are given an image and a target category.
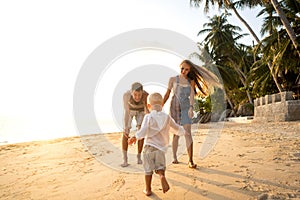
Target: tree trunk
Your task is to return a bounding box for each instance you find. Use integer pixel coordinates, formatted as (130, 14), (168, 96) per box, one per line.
(231, 6), (260, 44)
(234, 67), (253, 104)
(228, 58), (253, 104)
(268, 61), (284, 92)
(225, 93), (236, 116)
(270, 0), (300, 58)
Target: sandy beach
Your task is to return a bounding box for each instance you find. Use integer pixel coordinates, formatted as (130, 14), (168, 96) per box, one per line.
(1, 121), (300, 200)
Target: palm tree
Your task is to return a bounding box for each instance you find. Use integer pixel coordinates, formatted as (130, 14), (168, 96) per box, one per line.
(257, 3), (281, 36)
(190, 43), (240, 112)
(253, 0), (300, 92)
(268, 0), (300, 57)
(190, 0), (285, 92)
(198, 13), (254, 103)
(256, 2), (285, 92)
(190, 0), (262, 43)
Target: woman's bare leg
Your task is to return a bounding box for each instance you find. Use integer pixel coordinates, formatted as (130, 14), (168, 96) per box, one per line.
(172, 135), (179, 163)
(183, 124), (196, 168)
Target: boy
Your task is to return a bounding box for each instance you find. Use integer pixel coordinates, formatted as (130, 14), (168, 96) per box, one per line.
(122, 82), (149, 167)
(128, 93), (186, 196)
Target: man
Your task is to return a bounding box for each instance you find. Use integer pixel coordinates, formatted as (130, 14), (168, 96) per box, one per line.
(122, 82), (149, 167)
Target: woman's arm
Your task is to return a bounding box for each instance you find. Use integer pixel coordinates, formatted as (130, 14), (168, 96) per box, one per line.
(188, 80), (195, 118)
(163, 89), (171, 106)
(163, 77), (174, 105)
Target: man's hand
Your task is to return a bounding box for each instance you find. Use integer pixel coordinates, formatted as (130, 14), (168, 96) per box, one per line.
(123, 132), (129, 139)
(128, 137), (137, 145)
(123, 128), (130, 138)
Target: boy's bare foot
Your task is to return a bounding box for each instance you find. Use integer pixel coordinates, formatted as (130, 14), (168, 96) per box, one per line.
(143, 189), (152, 196)
(160, 176), (170, 193)
(172, 159), (179, 164)
(121, 162), (129, 167)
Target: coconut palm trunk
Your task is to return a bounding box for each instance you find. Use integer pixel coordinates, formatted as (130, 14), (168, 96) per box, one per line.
(225, 0), (260, 44)
(270, 0), (300, 58)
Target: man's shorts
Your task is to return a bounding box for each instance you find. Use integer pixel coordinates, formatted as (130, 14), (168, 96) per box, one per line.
(143, 145), (166, 175)
(126, 110), (145, 130)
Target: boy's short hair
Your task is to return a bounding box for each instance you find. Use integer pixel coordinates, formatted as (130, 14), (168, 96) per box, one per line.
(148, 93), (163, 105)
(131, 82), (143, 92)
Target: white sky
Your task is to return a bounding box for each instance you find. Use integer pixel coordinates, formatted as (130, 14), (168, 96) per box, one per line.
(0, 0), (263, 143)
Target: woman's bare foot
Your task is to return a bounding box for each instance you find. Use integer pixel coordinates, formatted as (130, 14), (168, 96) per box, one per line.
(143, 189), (152, 196)
(172, 159), (179, 164)
(160, 176), (170, 193)
(121, 162), (129, 167)
(188, 161), (197, 169)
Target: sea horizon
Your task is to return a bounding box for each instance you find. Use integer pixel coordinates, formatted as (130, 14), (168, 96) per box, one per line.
(0, 117), (122, 145)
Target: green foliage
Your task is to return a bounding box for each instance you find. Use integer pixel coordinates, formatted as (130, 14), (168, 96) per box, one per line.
(194, 88), (226, 114)
(194, 96), (212, 113)
(191, 0), (300, 110)
(210, 87), (226, 113)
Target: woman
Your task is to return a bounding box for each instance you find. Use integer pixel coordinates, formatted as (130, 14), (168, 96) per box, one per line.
(163, 59), (218, 168)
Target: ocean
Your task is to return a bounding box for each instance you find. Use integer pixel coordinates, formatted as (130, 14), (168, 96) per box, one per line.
(0, 116), (121, 145)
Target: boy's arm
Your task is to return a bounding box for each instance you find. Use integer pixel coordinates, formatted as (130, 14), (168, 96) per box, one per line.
(169, 117), (185, 136)
(128, 115), (149, 145)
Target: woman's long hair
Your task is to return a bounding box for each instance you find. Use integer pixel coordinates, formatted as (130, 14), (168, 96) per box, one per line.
(181, 60), (220, 96)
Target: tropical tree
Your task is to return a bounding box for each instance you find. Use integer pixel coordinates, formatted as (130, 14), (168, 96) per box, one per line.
(250, 0), (300, 94)
(257, 3), (281, 36)
(268, 0), (300, 57)
(190, 0), (285, 92)
(190, 0), (300, 97)
(197, 13), (254, 104)
(190, 43), (239, 112)
(190, 0), (262, 43)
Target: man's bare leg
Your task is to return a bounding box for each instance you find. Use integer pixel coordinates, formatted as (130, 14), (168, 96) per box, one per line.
(136, 124), (144, 164)
(137, 138), (144, 164)
(121, 132), (129, 167)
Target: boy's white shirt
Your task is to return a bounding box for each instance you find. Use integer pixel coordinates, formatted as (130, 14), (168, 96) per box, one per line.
(135, 110), (185, 153)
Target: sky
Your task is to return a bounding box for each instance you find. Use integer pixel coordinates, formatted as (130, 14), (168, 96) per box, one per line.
(0, 0), (263, 144)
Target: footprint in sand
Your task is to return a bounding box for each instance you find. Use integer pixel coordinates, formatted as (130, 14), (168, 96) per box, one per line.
(111, 176), (125, 191)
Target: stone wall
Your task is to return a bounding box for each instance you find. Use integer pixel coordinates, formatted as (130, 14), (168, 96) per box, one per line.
(254, 91), (300, 122)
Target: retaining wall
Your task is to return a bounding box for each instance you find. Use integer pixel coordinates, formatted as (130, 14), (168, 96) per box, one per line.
(254, 91), (300, 122)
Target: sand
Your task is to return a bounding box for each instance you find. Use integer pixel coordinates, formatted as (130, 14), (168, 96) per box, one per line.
(0, 121), (300, 200)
